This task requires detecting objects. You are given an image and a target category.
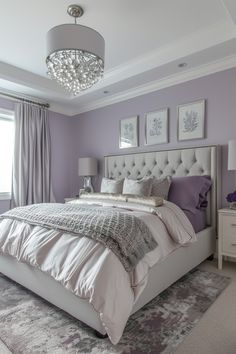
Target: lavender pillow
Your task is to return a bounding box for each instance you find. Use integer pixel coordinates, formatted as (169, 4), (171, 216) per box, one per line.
(168, 175), (212, 214)
(184, 209), (207, 233)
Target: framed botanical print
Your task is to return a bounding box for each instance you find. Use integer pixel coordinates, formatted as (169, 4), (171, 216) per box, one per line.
(178, 100), (205, 141)
(145, 108), (168, 145)
(119, 116), (138, 149)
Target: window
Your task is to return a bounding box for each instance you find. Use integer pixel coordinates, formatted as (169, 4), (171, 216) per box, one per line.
(0, 109), (14, 200)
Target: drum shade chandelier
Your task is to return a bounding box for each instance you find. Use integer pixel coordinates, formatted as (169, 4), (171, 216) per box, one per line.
(46, 4), (105, 95)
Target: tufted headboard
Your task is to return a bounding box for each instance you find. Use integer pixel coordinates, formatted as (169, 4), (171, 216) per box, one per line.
(104, 145), (221, 230)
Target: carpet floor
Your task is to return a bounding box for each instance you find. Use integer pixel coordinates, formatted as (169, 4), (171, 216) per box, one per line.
(175, 260), (236, 354)
(0, 267), (230, 354)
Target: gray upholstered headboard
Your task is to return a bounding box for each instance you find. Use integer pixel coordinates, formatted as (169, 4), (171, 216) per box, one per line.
(104, 145), (221, 230)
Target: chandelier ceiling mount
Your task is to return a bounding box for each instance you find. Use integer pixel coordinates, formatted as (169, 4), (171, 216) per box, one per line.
(67, 4), (84, 21)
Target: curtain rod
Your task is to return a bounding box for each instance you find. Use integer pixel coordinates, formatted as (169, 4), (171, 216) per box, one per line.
(0, 91), (50, 109)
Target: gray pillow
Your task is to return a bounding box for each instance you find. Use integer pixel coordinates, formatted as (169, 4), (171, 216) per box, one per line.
(100, 178), (124, 194)
(151, 176), (172, 200)
(122, 177), (153, 197)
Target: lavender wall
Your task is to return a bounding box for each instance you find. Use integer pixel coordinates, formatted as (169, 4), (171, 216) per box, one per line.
(72, 67), (236, 206)
(0, 67), (235, 213)
(0, 97), (74, 213)
(49, 111), (75, 202)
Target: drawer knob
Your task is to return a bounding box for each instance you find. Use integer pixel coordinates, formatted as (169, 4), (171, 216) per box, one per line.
(231, 243), (236, 246)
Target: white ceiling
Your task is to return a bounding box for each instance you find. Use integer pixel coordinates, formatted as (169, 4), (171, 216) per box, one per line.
(0, 0), (236, 116)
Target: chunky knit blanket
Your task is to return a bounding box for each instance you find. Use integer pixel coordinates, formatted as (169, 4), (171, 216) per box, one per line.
(1, 203), (157, 272)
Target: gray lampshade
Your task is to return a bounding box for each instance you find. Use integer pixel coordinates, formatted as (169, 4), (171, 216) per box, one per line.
(47, 24), (105, 64)
(228, 140), (236, 170)
(78, 157), (97, 176)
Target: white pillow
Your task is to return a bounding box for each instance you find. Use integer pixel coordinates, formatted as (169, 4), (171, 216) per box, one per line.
(151, 176), (171, 199)
(100, 177), (124, 194)
(122, 177), (153, 197)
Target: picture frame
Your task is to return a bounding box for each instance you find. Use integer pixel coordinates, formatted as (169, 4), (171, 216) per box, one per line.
(145, 108), (168, 145)
(119, 116), (138, 149)
(178, 100), (205, 141)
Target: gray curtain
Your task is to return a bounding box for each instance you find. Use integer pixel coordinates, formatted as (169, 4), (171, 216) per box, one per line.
(11, 103), (55, 207)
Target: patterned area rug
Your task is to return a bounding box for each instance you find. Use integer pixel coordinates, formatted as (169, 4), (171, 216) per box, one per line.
(0, 269), (230, 354)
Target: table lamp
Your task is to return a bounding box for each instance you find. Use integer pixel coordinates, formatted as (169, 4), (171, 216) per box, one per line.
(78, 157), (97, 193)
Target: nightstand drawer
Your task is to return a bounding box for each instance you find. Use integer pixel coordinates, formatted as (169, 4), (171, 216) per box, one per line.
(222, 215), (236, 237)
(218, 208), (236, 269)
(222, 234), (236, 254)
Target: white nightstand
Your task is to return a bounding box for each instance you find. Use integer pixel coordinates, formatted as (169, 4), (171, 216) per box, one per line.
(218, 208), (236, 269)
(64, 197), (79, 203)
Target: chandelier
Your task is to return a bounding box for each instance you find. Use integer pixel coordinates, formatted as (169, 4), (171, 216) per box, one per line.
(46, 5), (105, 95)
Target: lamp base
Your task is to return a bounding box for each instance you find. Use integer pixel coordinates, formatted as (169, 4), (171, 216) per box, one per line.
(83, 176), (94, 193)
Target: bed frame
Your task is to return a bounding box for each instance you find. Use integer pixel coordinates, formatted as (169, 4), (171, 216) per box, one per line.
(0, 145), (221, 336)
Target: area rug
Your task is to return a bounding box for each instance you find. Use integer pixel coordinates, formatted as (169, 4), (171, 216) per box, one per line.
(0, 269), (230, 354)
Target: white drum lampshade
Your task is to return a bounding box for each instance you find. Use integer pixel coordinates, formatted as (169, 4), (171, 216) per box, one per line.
(78, 157), (97, 193)
(228, 140), (236, 170)
(46, 5), (105, 95)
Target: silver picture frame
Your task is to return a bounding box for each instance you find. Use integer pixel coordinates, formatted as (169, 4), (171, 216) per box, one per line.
(177, 99), (205, 141)
(119, 116), (138, 149)
(145, 108), (169, 146)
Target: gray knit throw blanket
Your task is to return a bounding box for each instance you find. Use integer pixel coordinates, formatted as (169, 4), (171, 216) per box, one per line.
(1, 203), (158, 272)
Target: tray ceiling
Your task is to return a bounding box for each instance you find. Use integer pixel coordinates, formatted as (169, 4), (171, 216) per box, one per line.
(0, 0), (235, 115)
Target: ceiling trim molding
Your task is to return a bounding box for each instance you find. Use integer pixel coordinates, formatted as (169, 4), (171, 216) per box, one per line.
(76, 19), (236, 97)
(66, 54), (236, 116)
(221, 0), (236, 25)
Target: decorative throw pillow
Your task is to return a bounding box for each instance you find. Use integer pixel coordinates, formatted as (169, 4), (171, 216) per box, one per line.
(168, 175), (212, 214)
(80, 192), (127, 202)
(100, 178), (124, 194)
(122, 177), (153, 197)
(126, 195), (163, 207)
(151, 176), (172, 199)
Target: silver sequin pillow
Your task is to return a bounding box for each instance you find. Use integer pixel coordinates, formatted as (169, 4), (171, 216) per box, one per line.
(151, 176), (172, 200)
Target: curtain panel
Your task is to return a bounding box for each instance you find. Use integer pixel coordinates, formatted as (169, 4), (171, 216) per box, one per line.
(12, 103), (55, 207)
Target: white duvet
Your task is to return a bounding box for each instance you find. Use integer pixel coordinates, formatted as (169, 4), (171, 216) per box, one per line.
(0, 200), (196, 344)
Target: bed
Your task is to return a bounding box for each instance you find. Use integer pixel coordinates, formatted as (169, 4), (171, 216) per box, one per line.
(0, 145), (221, 343)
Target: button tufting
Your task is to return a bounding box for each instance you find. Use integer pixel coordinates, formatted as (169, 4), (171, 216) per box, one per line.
(128, 171), (131, 175)
(119, 172), (121, 175)
(143, 162), (146, 166)
(138, 171), (141, 175)
(154, 161), (157, 165)
(123, 163), (126, 167)
(160, 170), (163, 174)
(147, 170), (151, 175)
(133, 163), (135, 167)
